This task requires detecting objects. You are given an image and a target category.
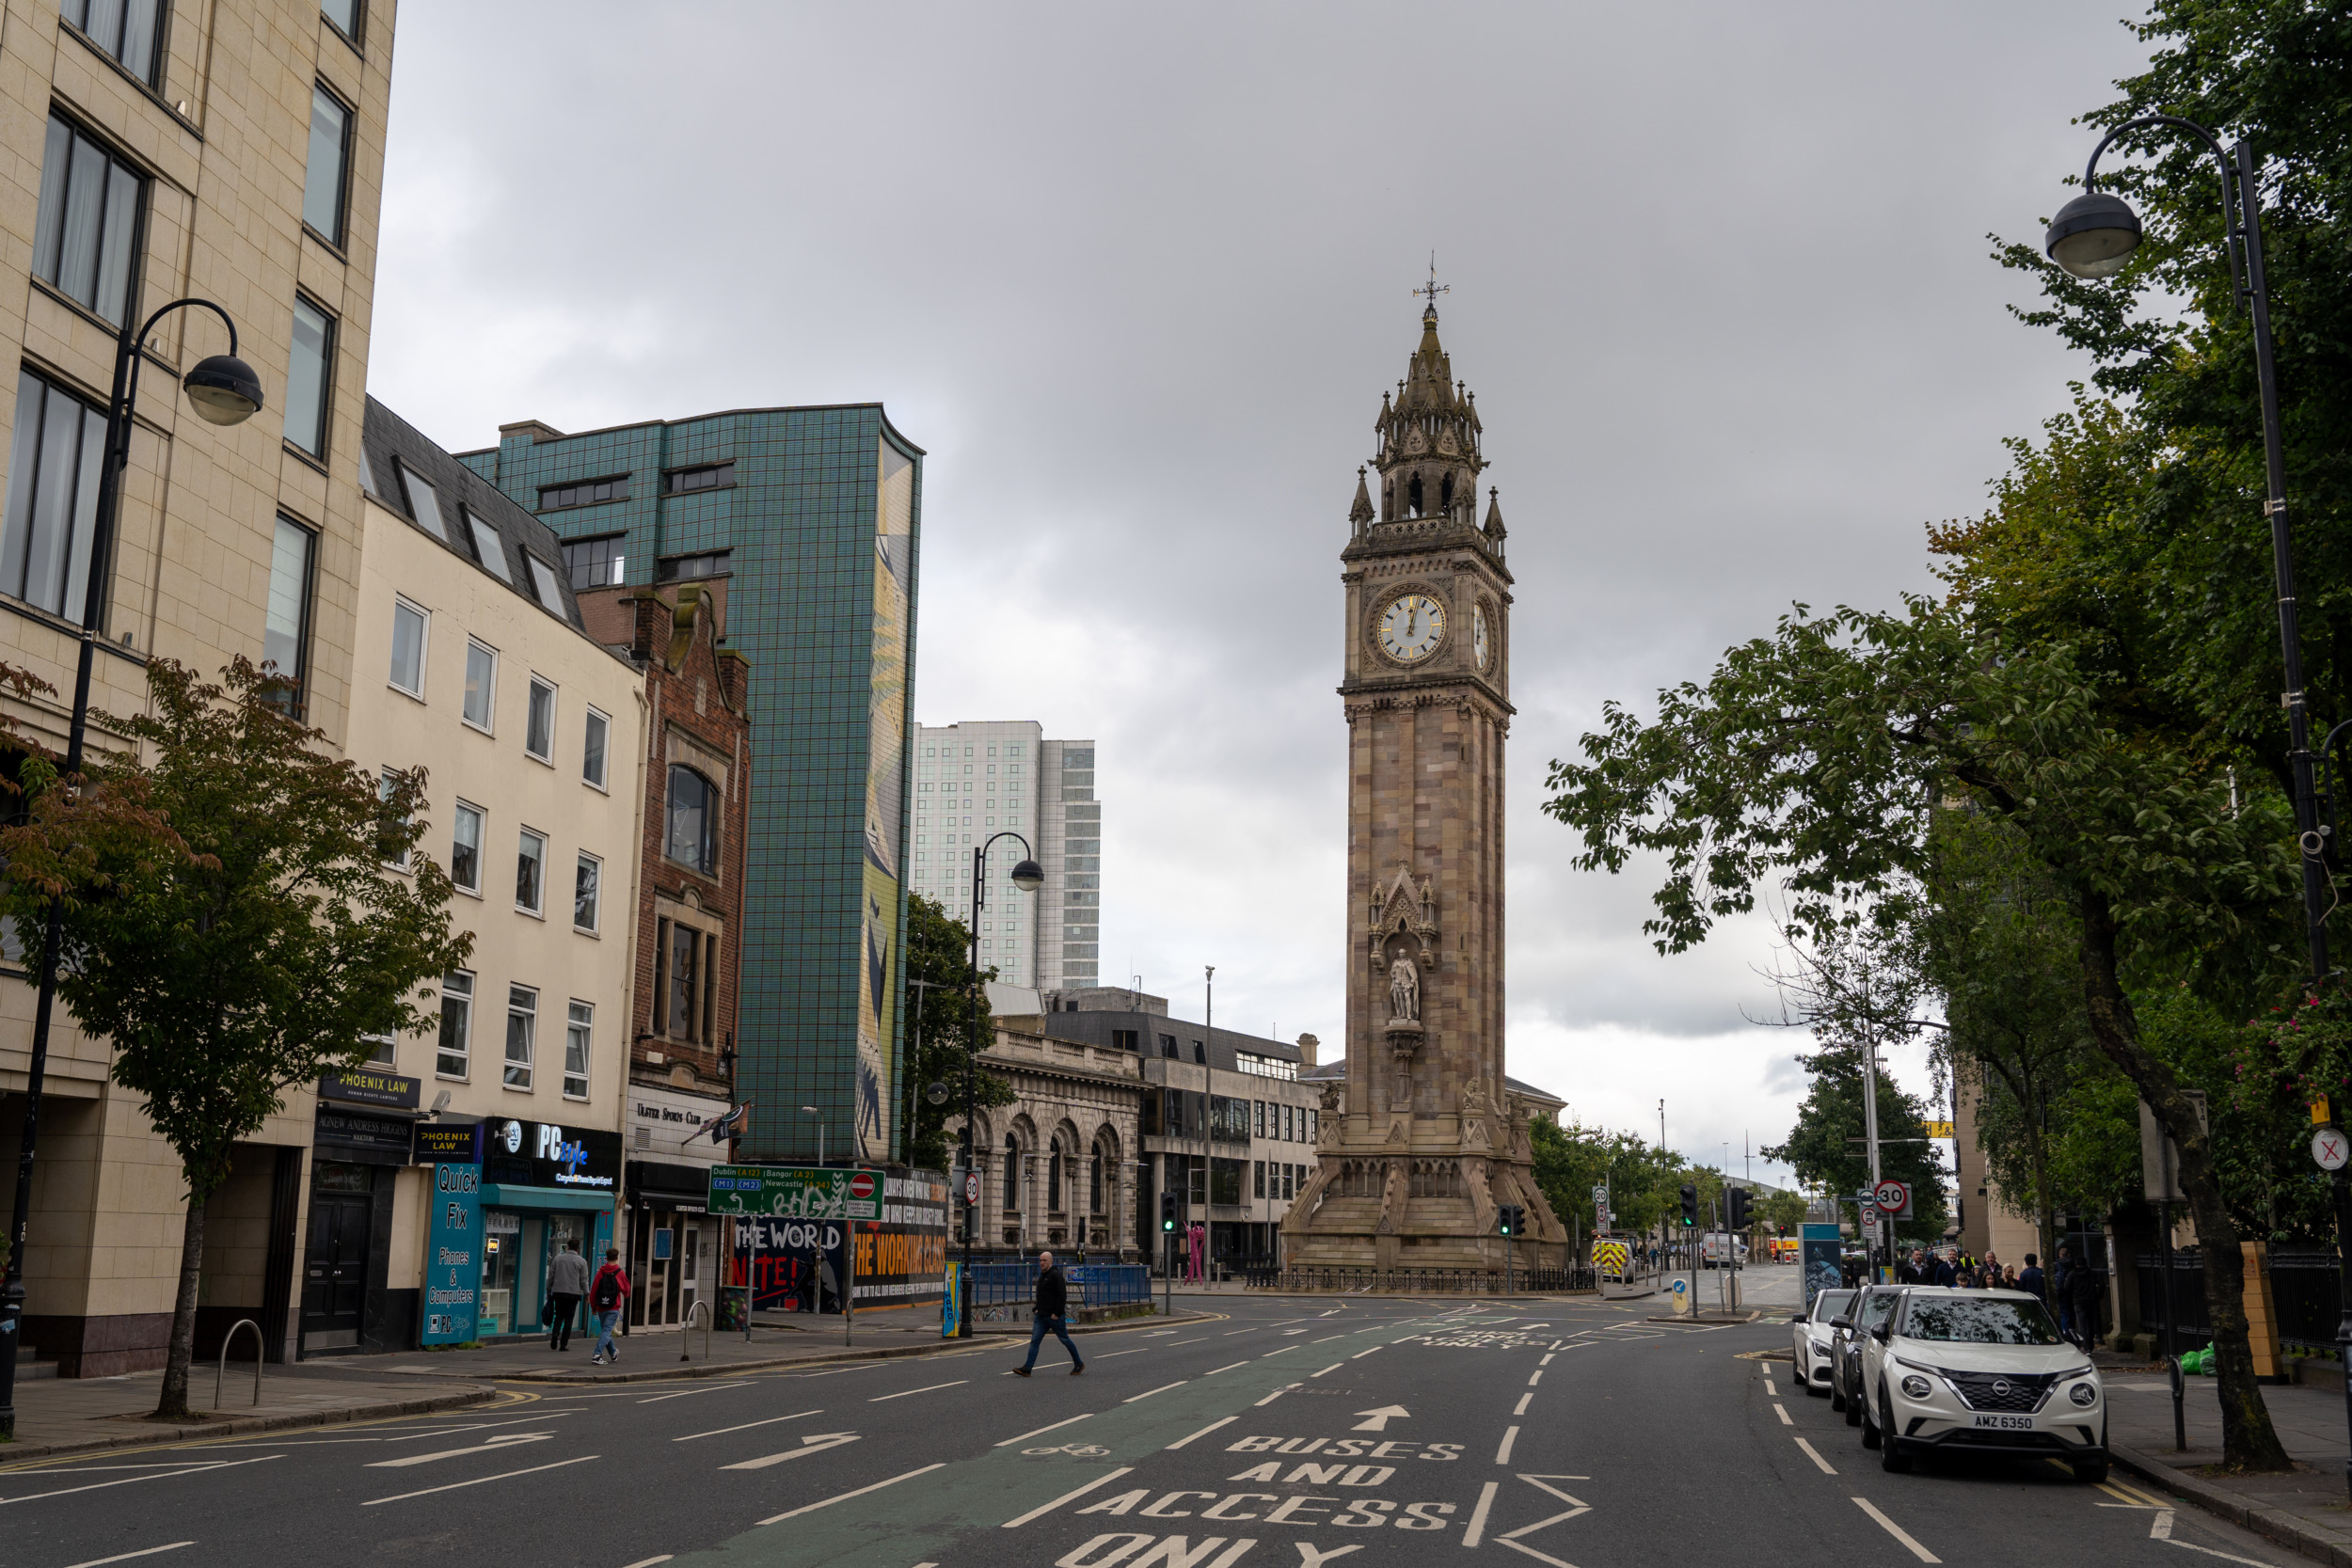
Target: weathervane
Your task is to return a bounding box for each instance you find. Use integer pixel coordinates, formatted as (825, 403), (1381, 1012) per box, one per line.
(1414, 252), (1449, 313)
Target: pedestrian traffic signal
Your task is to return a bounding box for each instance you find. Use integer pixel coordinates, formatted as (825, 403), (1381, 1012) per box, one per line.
(1727, 1188), (1752, 1229)
(1678, 1184), (1698, 1227)
(1160, 1192), (1177, 1232)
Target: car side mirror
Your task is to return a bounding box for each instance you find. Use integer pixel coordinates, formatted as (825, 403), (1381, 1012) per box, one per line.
(1871, 1324), (1891, 1343)
(1828, 1317), (1851, 1332)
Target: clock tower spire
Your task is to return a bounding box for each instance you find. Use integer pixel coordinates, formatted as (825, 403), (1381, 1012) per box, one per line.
(1285, 295), (1565, 1278)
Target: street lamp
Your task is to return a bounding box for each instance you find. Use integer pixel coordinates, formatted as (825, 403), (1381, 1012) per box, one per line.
(0, 299), (261, 1440)
(954, 831), (1041, 1337)
(801, 1105), (825, 1169)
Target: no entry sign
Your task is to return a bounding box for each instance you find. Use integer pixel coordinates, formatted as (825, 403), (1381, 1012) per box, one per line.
(850, 1170), (877, 1200)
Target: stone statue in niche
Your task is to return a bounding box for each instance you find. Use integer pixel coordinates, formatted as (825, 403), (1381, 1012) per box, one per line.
(1389, 954), (1420, 1022)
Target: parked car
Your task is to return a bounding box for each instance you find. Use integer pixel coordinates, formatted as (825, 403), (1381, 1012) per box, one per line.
(1792, 1288), (1856, 1396)
(1854, 1287), (2106, 1481)
(1829, 1284), (1905, 1422)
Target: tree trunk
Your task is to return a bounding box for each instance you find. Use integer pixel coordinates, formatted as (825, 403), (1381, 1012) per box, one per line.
(2077, 890), (2289, 1471)
(151, 1194), (204, 1420)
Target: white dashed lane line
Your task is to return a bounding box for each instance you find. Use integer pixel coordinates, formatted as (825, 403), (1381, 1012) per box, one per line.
(1793, 1437), (1836, 1474)
(1851, 1497), (1940, 1563)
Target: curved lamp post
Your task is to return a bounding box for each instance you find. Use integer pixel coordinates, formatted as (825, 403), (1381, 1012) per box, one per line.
(2049, 119), (2352, 1496)
(956, 832), (1042, 1336)
(0, 299), (262, 1438)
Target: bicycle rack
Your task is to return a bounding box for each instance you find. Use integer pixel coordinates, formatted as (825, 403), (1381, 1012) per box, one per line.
(680, 1298), (713, 1363)
(215, 1318), (263, 1409)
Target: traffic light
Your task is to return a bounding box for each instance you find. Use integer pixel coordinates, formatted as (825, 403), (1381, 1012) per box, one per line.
(1160, 1192), (1178, 1232)
(1678, 1184), (1698, 1227)
(1727, 1188), (1753, 1229)
(1498, 1204), (1523, 1237)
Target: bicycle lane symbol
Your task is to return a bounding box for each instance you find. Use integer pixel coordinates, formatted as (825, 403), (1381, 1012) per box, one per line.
(1024, 1443), (1112, 1458)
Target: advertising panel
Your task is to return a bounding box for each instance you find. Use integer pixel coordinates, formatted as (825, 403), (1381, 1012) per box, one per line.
(706, 1164), (881, 1220)
(853, 1171), (948, 1307)
(319, 1067), (420, 1109)
(856, 439), (916, 1164)
(481, 1118), (623, 1194)
(728, 1213), (848, 1315)
(941, 1260), (963, 1338)
(1800, 1222), (1843, 1309)
(415, 1120), (484, 1164)
(421, 1162), (483, 1344)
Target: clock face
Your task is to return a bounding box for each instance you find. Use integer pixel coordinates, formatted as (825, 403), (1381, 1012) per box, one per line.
(1378, 594), (1446, 662)
(1474, 604), (1491, 672)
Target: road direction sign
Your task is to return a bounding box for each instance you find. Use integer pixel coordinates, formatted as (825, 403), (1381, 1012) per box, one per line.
(2314, 1128), (2350, 1172)
(1872, 1180), (1913, 1218)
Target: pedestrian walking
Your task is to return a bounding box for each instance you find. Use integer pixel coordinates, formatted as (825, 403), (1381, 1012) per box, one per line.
(2053, 1245), (2076, 1339)
(546, 1238), (590, 1350)
(2066, 1254), (2105, 1351)
(1012, 1250), (1085, 1377)
(590, 1247), (630, 1365)
(2018, 1252), (2046, 1303)
(1930, 1249), (1958, 1289)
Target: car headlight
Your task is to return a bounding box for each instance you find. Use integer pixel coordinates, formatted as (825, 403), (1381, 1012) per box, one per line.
(2068, 1382), (2098, 1407)
(1900, 1375), (1932, 1400)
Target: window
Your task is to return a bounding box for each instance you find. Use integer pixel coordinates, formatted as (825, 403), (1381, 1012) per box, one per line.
(516, 828), (546, 914)
(450, 800), (483, 894)
(527, 557), (565, 615)
(1253, 1101), (1265, 1138)
(301, 84), (352, 246)
(362, 1032), (395, 1068)
(541, 476), (629, 511)
(1253, 1161), (1264, 1199)
(62, 0), (162, 87)
(378, 768), (409, 868)
(462, 641), (496, 730)
(436, 971), (473, 1078)
(656, 550), (731, 582)
(664, 462), (734, 494)
(261, 516), (315, 714)
(525, 677), (555, 762)
(0, 371), (107, 620)
(285, 297), (334, 458)
(388, 597), (426, 695)
(668, 921), (699, 1039)
(322, 0), (361, 44)
(574, 851), (599, 933)
(1193, 1040), (1206, 1065)
(1306, 1109), (1317, 1142)
(665, 765), (718, 875)
(564, 1000), (592, 1099)
(581, 708), (610, 789)
(1004, 1135), (1020, 1212)
(562, 533), (625, 590)
(396, 459), (444, 540)
(1111, 1029), (1138, 1052)
(1157, 1034), (1176, 1060)
(465, 511), (512, 583)
(504, 984), (536, 1089)
(33, 115), (144, 326)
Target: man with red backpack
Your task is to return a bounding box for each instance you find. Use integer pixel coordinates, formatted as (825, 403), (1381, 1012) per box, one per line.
(590, 1248), (629, 1366)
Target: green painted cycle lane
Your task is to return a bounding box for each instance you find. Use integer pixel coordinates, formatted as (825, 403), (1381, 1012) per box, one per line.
(655, 1317), (1466, 1567)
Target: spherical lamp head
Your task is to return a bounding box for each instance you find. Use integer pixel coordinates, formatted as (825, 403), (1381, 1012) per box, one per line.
(182, 353), (264, 425)
(2044, 189), (2142, 279)
(1010, 859), (1045, 892)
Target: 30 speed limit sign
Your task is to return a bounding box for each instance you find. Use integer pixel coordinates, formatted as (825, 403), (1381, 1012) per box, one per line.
(2314, 1129), (2350, 1172)
(1872, 1179), (1914, 1219)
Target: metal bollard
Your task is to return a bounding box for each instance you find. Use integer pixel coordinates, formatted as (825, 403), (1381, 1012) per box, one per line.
(680, 1299), (712, 1363)
(215, 1319), (263, 1409)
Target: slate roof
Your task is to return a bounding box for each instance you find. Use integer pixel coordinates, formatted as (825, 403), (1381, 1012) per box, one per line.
(1036, 1009), (1303, 1075)
(1296, 1057), (1566, 1110)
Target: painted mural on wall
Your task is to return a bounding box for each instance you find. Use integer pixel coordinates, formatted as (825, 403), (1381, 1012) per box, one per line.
(859, 438), (916, 1162)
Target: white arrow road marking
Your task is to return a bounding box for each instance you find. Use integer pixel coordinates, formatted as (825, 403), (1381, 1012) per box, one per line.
(367, 1433), (556, 1467)
(362, 1455), (598, 1507)
(1851, 1497), (1940, 1563)
(999, 1465), (1136, 1528)
(1351, 1405), (1410, 1432)
(723, 1433), (862, 1470)
(674, 1408), (823, 1443)
(758, 1463), (946, 1526)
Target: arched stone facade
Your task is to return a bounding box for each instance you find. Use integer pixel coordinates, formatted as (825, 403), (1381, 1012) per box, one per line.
(949, 1023), (1144, 1260)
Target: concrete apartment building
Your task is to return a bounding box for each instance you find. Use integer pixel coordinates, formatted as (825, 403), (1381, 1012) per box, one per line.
(0, 0), (398, 1374)
(909, 721), (1099, 993)
(460, 407), (921, 1170)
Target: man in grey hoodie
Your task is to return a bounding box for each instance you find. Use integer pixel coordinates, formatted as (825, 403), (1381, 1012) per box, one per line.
(545, 1239), (591, 1351)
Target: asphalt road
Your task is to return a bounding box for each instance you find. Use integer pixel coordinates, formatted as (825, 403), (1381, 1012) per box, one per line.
(0, 1277), (2302, 1568)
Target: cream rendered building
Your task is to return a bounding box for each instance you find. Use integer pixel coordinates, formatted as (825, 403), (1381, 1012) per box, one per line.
(346, 399), (644, 1351)
(0, 3), (398, 1374)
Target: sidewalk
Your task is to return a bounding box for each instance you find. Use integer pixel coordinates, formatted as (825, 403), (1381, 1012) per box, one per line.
(2099, 1354), (2352, 1567)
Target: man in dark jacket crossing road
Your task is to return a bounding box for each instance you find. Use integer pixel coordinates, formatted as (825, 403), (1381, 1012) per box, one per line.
(1013, 1251), (1085, 1377)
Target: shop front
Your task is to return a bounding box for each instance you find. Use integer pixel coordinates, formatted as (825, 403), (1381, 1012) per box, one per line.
(418, 1117), (621, 1346)
(302, 1068), (423, 1355)
(624, 1085), (733, 1333)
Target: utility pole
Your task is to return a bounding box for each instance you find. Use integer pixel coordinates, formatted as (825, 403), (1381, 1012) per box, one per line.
(1862, 1025), (1884, 1281)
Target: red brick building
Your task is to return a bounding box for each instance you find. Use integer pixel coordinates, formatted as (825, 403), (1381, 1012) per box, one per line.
(582, 581), (750, 1330)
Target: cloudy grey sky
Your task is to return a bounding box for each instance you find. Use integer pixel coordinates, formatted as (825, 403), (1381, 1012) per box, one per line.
(370, 3), (2155, 1185)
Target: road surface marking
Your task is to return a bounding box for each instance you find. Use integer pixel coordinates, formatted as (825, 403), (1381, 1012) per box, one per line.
(674, 1409), (822, 1442)
(759, 1462), (946, 1525)
(60, 1547), (195, 1568)
(1773, 1404), (1792, 1425)
(0, 1455), (282, 1507)
(619, 1559), (673, 1568)
(1793, 1437), (1836, 1474)
(870, 1381), (968, 1402)
(723, 1433), (861, 1469)
(1223, 1328), (1257, 1335)
(637, 1381), (755, 1402)
(1464, 1480), (1500, 1546)
(1539, 1353), (1554, 1366)
(1851, 1497), (1940, 1562)
(1092, 1348), (1150, 1359)
(2159, 1536), (2273, 1565)
(1311, 1363), (1343, 1378)
(1513, 1393), (1533, 1416)
(363, 1455), (598, 1506)
(1526, 1370), (1542, 1386)
(1262, 1346), (1297, 1356)
(998, 1414), (1093, 1447)
(1123, 1382), (1187, 1403)
(1170, 1338), (1206, 1346)
(1763, 1379), (1777, 1396)
(1256, 1384), (1301, 1406)
(1166, 1418), (1236, 1450)
(367, 1433), (554, 1467)
(1000, 1465), (1136, 1528)
(1206, 1361), (1251, 1376)
(1495, 1426), (1519, 1465)
(1312, 1335), (1346, 1343)
(1353, 1347), (1381, 1359)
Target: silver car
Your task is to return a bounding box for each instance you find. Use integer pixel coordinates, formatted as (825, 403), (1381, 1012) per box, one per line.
(1791, 1287), (1855, 1396)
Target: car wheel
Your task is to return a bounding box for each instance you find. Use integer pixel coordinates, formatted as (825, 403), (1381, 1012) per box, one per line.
(1879, 1389), (1913, 1473)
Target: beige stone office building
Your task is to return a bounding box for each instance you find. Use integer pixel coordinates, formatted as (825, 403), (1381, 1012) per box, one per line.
(0, 0), (397, 1373)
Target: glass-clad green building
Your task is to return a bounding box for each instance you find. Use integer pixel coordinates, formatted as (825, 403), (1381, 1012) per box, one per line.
(459, 404), (920, 1166)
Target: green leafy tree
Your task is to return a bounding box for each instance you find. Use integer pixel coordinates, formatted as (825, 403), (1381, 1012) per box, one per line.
(898, 892), (1016, 1173)
(1763, 1042), (1949, 1244)
(1, 660), (469, 1419)
(1758, 1188), (1809, 1237)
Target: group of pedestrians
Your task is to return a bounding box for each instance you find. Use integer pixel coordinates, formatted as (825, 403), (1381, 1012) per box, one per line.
(543, 1238), (633, 1365)
(1878, 1241), (2105, 1349)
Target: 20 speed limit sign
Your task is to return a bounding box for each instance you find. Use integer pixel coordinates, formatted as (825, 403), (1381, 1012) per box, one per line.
(2314, 1129), (2350, 1172)
(1872, 1179), (1914, 1218)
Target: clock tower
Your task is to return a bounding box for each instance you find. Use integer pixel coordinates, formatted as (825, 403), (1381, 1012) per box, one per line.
(1283, 298), (1565, 1275)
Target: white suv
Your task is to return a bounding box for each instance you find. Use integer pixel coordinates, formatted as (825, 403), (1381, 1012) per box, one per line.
(1791, 1287), (1855, 1396)
(1856, 1287), (2105, 1481)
